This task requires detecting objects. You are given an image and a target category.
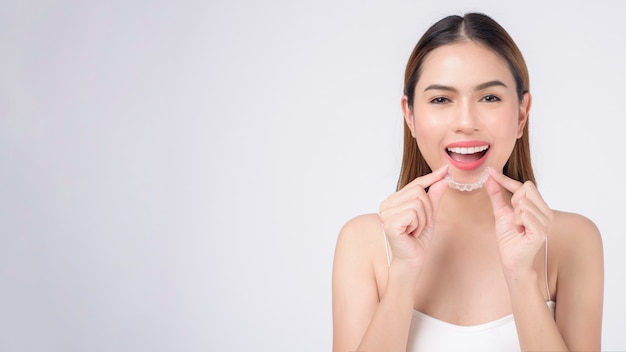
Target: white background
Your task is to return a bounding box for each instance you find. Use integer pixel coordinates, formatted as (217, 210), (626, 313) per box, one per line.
(1, 0), (624, 351)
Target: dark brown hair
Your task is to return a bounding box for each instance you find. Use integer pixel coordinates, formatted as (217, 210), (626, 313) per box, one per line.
(397, 13), (535, 190)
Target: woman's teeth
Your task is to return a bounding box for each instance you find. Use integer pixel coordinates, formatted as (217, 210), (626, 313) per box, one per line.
(446, 145), (489, 154)
(446, 145), (489, 163)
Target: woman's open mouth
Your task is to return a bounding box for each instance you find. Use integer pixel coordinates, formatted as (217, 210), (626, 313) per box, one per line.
(446, 144), (490, 170)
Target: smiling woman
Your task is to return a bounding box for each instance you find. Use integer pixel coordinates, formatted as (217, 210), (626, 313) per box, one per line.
(332, 12), (603, 352)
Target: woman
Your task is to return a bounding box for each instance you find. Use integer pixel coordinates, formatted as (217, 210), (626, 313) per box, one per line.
(332, 13), (603, 352)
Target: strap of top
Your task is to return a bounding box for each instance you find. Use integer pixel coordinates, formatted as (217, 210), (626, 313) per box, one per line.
(544, 237), (552, 302)
(382, 225), (391, 267)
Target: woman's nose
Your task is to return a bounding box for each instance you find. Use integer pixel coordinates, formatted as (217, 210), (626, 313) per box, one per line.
(453, 102), (479, 133)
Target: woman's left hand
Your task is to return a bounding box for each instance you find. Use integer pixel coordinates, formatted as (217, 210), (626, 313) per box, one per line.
(485, 168), (554, 279)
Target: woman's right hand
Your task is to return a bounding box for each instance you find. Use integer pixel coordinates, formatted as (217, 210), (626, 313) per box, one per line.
(379, 165), (449, 270)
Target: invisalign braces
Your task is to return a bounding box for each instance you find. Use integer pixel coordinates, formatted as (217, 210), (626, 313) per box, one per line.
(445, 169), (489, 192)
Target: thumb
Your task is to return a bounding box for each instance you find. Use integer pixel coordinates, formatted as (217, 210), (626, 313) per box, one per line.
(427, 178), (448, 225)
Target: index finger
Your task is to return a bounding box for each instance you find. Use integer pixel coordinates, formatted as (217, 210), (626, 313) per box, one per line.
(388, 165), (448, 208)
(487, 167), (522, 193)
(403, 165), (449, 192)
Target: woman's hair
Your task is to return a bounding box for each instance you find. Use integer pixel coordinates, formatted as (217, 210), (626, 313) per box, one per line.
(397, 12), (535, 190)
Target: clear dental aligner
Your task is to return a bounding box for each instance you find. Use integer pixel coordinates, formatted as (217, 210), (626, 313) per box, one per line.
(445, 168), (489, 192)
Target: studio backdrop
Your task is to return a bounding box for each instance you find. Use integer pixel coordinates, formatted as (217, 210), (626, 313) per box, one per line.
(1, 0), (624, 351)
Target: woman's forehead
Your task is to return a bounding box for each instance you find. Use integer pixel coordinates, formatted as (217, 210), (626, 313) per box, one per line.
(417, 42), (515, 88)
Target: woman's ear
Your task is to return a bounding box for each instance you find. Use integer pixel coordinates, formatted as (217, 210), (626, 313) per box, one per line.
(401, 95), (417, 138)
(517, 92), (532, 138)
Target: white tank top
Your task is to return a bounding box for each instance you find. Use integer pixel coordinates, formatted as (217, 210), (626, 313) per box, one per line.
(383, 232), (556, 351)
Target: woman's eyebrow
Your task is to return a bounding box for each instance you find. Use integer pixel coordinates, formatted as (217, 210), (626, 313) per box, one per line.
(475, 80), (508, 90)
(423, 80), (508, 93)
(423, 84), (457, 92)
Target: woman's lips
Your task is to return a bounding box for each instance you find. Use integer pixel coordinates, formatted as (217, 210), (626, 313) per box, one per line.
(445, 144), (490, 170)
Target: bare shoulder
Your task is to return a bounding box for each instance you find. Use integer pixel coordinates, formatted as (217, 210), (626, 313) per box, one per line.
(333, 213), (387, 351)
(549, 211), (603, 349)
(551, 210), (601, 243)
(335, 213), (385, 257)
(550, 210), (603, 265)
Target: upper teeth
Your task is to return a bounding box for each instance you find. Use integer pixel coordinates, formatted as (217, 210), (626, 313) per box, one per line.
(447, 145), (489, 154)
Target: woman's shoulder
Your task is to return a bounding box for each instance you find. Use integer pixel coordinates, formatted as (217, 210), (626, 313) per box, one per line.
(340, 213), (382, 234)
(337, 213), (383, 241)
(550, 209), (603, 262)
(551, 210), (601, 239)
(335, 213), (385, 258)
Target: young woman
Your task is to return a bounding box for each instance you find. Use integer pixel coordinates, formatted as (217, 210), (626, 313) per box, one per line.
(332, 13), (603, 352)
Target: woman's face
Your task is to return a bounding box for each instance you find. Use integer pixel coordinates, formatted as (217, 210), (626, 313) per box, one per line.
(403, 41), (530, 184)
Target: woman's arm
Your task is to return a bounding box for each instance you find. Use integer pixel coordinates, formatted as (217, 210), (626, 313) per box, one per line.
(333, 168), (448, 352)
(332, 214), (416, 352)
(553, 212), (604, 350)
(486, 169), (603, 351)
(508, 212), (603, 351)
(507, 267), (569, 350)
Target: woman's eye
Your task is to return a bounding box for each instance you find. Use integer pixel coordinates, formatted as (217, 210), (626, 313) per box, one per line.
(482, 95), (501, 102)
(430, 97), (449, 104)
